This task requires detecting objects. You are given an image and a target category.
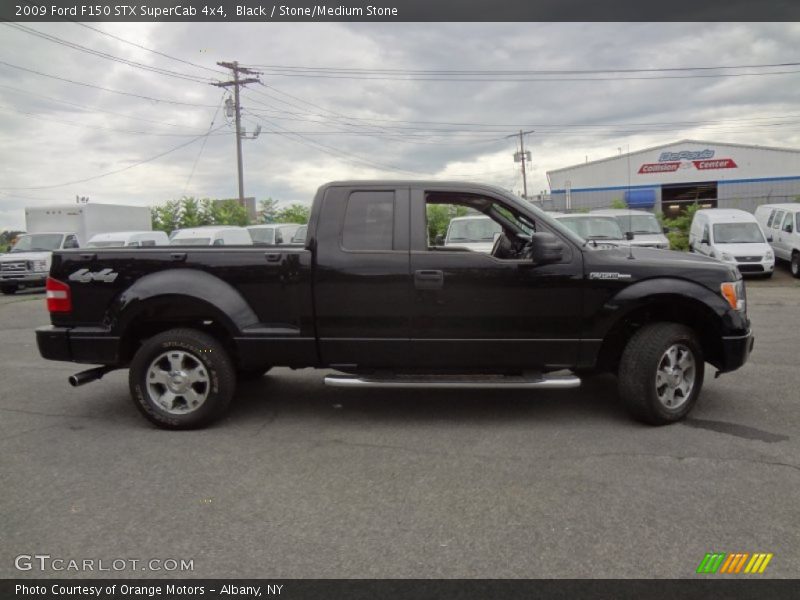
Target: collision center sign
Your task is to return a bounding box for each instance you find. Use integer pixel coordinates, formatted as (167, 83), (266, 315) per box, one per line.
(638, 149), (738, 174)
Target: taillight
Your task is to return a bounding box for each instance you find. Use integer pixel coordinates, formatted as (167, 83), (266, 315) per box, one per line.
(46, 277), (72, 313)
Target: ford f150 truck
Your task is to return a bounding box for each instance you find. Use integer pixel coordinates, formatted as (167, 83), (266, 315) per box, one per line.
(36, 181), (753, 429)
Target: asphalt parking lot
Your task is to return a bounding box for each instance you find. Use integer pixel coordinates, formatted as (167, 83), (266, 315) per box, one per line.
(1, 264), (798, 579)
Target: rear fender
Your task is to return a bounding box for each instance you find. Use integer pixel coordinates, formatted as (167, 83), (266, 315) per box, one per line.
(107, 269), (259, 336)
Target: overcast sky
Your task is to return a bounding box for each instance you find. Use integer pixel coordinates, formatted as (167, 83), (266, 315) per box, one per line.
(1, 21), (799, 230)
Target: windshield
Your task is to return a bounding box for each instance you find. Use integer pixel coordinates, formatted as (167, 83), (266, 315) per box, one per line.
(615, 214), (662, 235)
(557, 216), (624, 240)
(446, 217), (502, 243)
(291, 225), (307, 243)
(170, 237), (211, 246)
(713, 222), (765, 244)
(11, 233), (64, 252)
(248, 228), (275, 244)
(87, 240), (126, 248)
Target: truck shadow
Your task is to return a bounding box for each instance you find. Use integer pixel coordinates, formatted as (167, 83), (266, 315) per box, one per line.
(230, 370), (631, 426)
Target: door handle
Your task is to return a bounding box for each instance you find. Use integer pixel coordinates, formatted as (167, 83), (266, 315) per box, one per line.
(265, 252), (282, 263)
(170, 252), (187, 261)
(414, 269), (444, 290)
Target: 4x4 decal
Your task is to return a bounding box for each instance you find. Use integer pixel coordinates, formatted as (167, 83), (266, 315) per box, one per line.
(69, 268), (119, 283)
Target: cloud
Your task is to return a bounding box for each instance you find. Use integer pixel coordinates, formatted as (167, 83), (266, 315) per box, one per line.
(1, 21), (799, 229)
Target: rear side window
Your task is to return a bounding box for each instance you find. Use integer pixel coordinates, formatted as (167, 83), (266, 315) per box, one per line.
(342, 191), (395, 251)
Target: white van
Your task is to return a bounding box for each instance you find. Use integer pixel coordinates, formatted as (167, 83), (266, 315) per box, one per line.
(169, 226), (253, 246)
(591, 209), (670, 249)
(444, 215), (503, 253)
(86, 231), (169, 248)
(689, 209), (774, 277)
(247, 223), (302, 246)
(754, 203), (800, 278)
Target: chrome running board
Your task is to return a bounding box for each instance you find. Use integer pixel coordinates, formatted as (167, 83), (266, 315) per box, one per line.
(324, 373), (581, 389)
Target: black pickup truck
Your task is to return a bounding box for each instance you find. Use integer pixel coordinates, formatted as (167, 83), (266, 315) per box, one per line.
(36, 181), (753, 429)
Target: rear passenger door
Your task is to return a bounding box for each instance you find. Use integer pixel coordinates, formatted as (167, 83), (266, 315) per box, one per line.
(313, 185), (412, 368)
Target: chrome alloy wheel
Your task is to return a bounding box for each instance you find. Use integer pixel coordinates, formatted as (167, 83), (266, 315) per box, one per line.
(655, 343), (696, 410)
(146, 350), (210, 415)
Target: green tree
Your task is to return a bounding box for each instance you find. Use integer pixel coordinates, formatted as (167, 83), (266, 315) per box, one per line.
(207, 199), (249, 226)
(661, 203), (700, 251)
(259, 198), (280, 223)
(179, 197), (207, 227)
(275, 203), (311, 224)
(610, 198), (627, 209)
(152, 200), (181, 234)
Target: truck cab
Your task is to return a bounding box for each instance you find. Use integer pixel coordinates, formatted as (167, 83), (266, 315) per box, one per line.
(0, 232), (79, 294)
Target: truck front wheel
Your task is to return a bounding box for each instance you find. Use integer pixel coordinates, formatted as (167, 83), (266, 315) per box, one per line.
(129, 328), (236, 429)
(618, 323), (705, 425)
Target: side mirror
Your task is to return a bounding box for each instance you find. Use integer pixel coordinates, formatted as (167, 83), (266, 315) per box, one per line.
(663, 226), (670, 234)
(701, 236), (709, 245)
(767, 234), (774, 242)
(625, 231), (635, 241)
(786, 224), (794, 233)
(434, 234), (444, 246)
(530, 232), (564, 265)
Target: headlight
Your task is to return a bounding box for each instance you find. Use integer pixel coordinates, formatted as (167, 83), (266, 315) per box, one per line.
(765, 250), (774, 261)
(32, 260), (48, 272)
(720, 281), (746, 313)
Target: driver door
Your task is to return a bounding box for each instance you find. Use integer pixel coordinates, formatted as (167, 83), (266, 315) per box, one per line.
(407, 188), (583, 371)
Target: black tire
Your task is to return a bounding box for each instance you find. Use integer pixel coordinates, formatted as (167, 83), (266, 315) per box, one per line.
(237, 365), (273, 381)
(0, 285), (17, 295)
(792, 252), (800, 279)
(129, 328), (236, 429)
(618, 323), (705, 425)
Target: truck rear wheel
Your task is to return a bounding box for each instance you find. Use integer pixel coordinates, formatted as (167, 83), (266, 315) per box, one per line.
(618, 323), (704, 425)
(129, 328), (235, 429)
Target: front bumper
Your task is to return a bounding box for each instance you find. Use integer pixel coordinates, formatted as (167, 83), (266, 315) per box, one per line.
(0, 272), (47, 286)
(36, 326), (121, 365)
(717, 331), (754, 373)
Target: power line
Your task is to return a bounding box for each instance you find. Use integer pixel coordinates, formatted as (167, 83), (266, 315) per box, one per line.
(0, 83), (202, 129)
(2, 22), (215, 84)
(0, 60), (218, 107)
(0, 125), (227, 191)
(0, 105), (233, 137)
(241, 60), (800, 75)
(183, 95), (227, 196)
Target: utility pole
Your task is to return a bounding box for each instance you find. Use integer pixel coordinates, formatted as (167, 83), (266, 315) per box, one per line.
(508, 129), (534, 200)
(212, 61), (261, 202)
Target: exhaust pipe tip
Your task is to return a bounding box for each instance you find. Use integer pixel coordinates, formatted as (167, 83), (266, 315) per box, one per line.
(68, 366), (116, 387)
(68, 375), (80, 387)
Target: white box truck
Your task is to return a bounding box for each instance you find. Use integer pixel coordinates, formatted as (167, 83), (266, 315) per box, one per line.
(0, 203), (151, 294)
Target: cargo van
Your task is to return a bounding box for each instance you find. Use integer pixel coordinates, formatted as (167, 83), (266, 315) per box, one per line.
(169, 227), (253, 246)
(754, 203), (800, 278)
(689, 209), (774, 277)
(591, 209), (670, 249)
(86, 231), (169, 248)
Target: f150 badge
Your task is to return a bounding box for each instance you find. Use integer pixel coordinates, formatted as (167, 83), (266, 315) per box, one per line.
(589, 272), (632, 280)
(69, 268), (119, 283)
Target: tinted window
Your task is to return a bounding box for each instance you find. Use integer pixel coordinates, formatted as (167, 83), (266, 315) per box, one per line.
(342, 191), (394, 251)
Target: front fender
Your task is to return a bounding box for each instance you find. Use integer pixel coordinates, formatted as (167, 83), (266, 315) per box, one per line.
(587, 277), (749, 340)
(107, 268), (259, 336)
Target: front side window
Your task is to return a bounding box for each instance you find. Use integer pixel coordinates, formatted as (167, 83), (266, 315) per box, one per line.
(558, 216), (624, 241)
(783, 213), (794, 233)
(64, 235), (79, 249)
(615, 214), (661, 234)
(766, 210), (776, 228)
(249, 228), (275, 244)
(772, 211), (785, 229)
(702, 225), (710, 242)
(342, 191), (394, 251)
(170, 237), (211, 246)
